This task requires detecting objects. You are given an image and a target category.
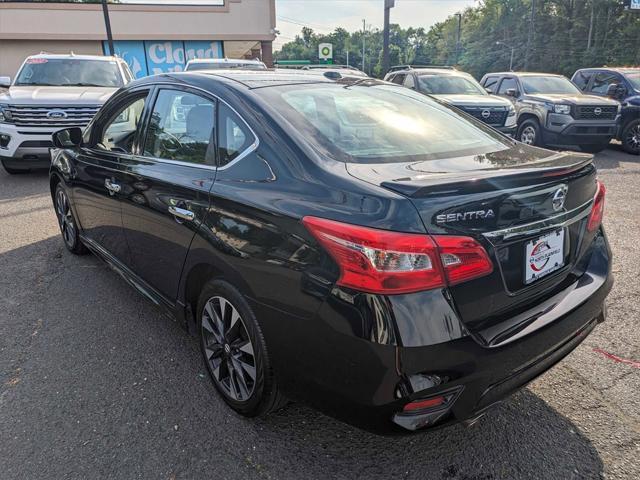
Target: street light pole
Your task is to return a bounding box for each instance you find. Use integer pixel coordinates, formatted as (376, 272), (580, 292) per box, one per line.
(454, 13), (462, 64)
(101, 0), (115, 56)
(382, 0), (395, 74)
(362, 19), (366, 73)
(496, 41), (515, 71)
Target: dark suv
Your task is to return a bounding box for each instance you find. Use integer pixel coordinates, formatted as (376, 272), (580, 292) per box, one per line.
(481, 72), (620, 152)
(572, 67), (640, 154)
(49, 71), (612, 433)
(385, 66), (517, 135)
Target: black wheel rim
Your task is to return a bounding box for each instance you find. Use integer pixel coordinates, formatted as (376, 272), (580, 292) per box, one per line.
(55, 189), (76, 247)
(202, 296), (256, 401)
(626, 124), (640, 152)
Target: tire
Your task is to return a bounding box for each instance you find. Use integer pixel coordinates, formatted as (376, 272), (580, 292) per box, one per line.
(54, 183), (88, 255)
(580, 143), (609, 154)
(197, 279), (287, 417)
(517, 118), (543, 147)
(621, 119), (640, 155)
(1, 159), (30, 175)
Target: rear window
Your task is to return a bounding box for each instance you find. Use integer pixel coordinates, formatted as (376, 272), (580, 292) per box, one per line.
(256, 83), (510, 164)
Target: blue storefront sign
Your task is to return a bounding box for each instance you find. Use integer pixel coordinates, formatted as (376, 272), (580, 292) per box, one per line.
(103, 40), (223, 78)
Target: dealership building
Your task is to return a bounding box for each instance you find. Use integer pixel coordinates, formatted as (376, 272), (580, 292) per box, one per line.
(0, 0), (276, 79)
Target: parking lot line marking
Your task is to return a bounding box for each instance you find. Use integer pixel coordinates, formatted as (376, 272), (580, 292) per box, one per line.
(593, 348), (640, 369)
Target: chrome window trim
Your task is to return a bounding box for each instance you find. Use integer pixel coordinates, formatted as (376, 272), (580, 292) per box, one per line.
(135, 82), (260, 171)
(483, 198), (594, 243)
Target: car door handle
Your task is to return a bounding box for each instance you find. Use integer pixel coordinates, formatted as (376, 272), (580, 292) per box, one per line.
(105, 178), (121, 194)
(169, 205), (195, 221)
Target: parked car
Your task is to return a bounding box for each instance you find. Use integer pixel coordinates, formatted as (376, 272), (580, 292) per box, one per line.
(184, 58), (267, 72)
(480, 72), (620, 152)
(384, 66), (517, 135)
(0, 53), (132, 174)
(49, 70), (612, 434)
(572, 67), (640, 155)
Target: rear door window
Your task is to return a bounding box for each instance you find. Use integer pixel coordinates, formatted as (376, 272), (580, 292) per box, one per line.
(483, 76), (500, 93)
(143, 89), (216, 165)
(573, 71), (593, 91)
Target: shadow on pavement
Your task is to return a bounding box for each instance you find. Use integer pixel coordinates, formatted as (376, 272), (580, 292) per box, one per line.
(0, 232), (604, 480)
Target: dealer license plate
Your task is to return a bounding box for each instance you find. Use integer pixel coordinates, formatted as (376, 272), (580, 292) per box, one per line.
(524, 229), (565, 284)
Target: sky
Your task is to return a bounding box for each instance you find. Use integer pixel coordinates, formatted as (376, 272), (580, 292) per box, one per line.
(274, 0), (477, 50)
(112, 0), (478, 51)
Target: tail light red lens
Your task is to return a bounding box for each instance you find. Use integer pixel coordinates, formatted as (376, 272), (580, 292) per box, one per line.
(587, 180), (606, 233)
(433, 236), (494, 286)
(303, 216), (493, 295)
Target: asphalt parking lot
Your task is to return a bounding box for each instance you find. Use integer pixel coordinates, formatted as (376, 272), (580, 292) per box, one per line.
(0, 145), (638, 480)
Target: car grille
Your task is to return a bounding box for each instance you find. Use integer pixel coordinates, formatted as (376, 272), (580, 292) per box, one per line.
(574, 105), (618, 121)
(459, 107), (509, 127)
(6, 105), (101, 127)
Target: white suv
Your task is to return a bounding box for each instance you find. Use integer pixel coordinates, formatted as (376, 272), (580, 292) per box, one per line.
(0, 53), (132, 174)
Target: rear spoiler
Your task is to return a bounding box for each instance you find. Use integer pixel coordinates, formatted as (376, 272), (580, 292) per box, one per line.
(381, 153), (594, 198)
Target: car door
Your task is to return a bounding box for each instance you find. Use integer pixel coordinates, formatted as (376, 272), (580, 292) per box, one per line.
(119, 85), (217, 302)
(70, 89), (151, 265)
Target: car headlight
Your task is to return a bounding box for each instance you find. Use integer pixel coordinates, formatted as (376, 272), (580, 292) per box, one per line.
(507, 105), (516, 117)
(553, 104), (571, 115)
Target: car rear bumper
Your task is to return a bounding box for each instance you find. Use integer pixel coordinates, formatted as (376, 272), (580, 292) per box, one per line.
(253, 230), (612, 434)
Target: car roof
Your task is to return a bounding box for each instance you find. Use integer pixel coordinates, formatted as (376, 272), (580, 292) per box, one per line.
(155, 69), (358, 89)
(26, 53), (121, 62)
(576, 67), (640, 73)
(186, 58), (264, 65)
(484, 72), (565, 78)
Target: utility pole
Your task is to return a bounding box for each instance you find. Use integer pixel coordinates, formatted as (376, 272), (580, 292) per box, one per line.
(524, 0), (536, 70)
(102, 0), (115, 56)
(587, 0), (595, 50)
(455, 13), (462, 64)
(383, 0), (395, 74)
(362, 19), (366, 73)
(496, 41), (515, 71)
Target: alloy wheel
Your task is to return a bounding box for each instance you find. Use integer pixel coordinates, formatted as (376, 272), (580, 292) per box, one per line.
(520, 125), (537, 145)
(56, 188), (76, 247)
(626, 123), (640, 152)
(201, 296), (256, 401)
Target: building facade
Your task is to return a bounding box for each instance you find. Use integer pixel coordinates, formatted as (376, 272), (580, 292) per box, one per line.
(0, 1), (276, 78)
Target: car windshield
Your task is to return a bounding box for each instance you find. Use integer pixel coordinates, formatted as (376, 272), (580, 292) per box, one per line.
(418, 74), (486, 95)
(14, 58), (123, 87)
(256, 83), (509, 164)
(623, 72), (640, 91)
(186, 62), (266, 71)
(521, 76), (580, 95)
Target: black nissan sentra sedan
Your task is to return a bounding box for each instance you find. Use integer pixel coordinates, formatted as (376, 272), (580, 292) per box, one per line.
(49, 70), (612, 433)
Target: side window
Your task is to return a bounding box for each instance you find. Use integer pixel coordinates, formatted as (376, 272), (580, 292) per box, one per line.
(483, 76), (499, 93)
(218, 103), (254, 167)
(498, 77), (518, 95)
(590, 72), (622, 94)
(144, 89), (216, 165)
(390, 73), (406, 85)
(573, 71), (593, 91)
(121, 63), (134, 83)
(404, 75), (416, 89)
(98, 94), (148, 153)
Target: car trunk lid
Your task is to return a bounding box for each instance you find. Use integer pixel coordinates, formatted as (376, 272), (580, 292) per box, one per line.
(346, 145), (599, 347)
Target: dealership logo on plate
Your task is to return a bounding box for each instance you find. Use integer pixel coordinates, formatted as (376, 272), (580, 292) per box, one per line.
(529, 240), (561, 272)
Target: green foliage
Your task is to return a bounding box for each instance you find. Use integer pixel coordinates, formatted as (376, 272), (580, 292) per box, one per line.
(275, 0), (640, 79)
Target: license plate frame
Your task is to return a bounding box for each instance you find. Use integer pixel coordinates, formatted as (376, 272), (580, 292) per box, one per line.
(524, 229), (565, 285)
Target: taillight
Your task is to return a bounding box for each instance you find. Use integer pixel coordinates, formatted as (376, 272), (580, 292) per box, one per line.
(587, 180), (605, 233)
(302, 216), (493, 295)
(434, 236), (494, 286)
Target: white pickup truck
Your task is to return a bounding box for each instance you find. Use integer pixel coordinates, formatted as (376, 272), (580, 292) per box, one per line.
(0, 53), (133, 174)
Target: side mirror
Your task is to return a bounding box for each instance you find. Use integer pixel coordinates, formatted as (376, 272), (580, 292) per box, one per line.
(53, 127), (83, 148)
(606, 83), (626, 100)
(0, 76), (11, 88)
(505, 88), (519, 98)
